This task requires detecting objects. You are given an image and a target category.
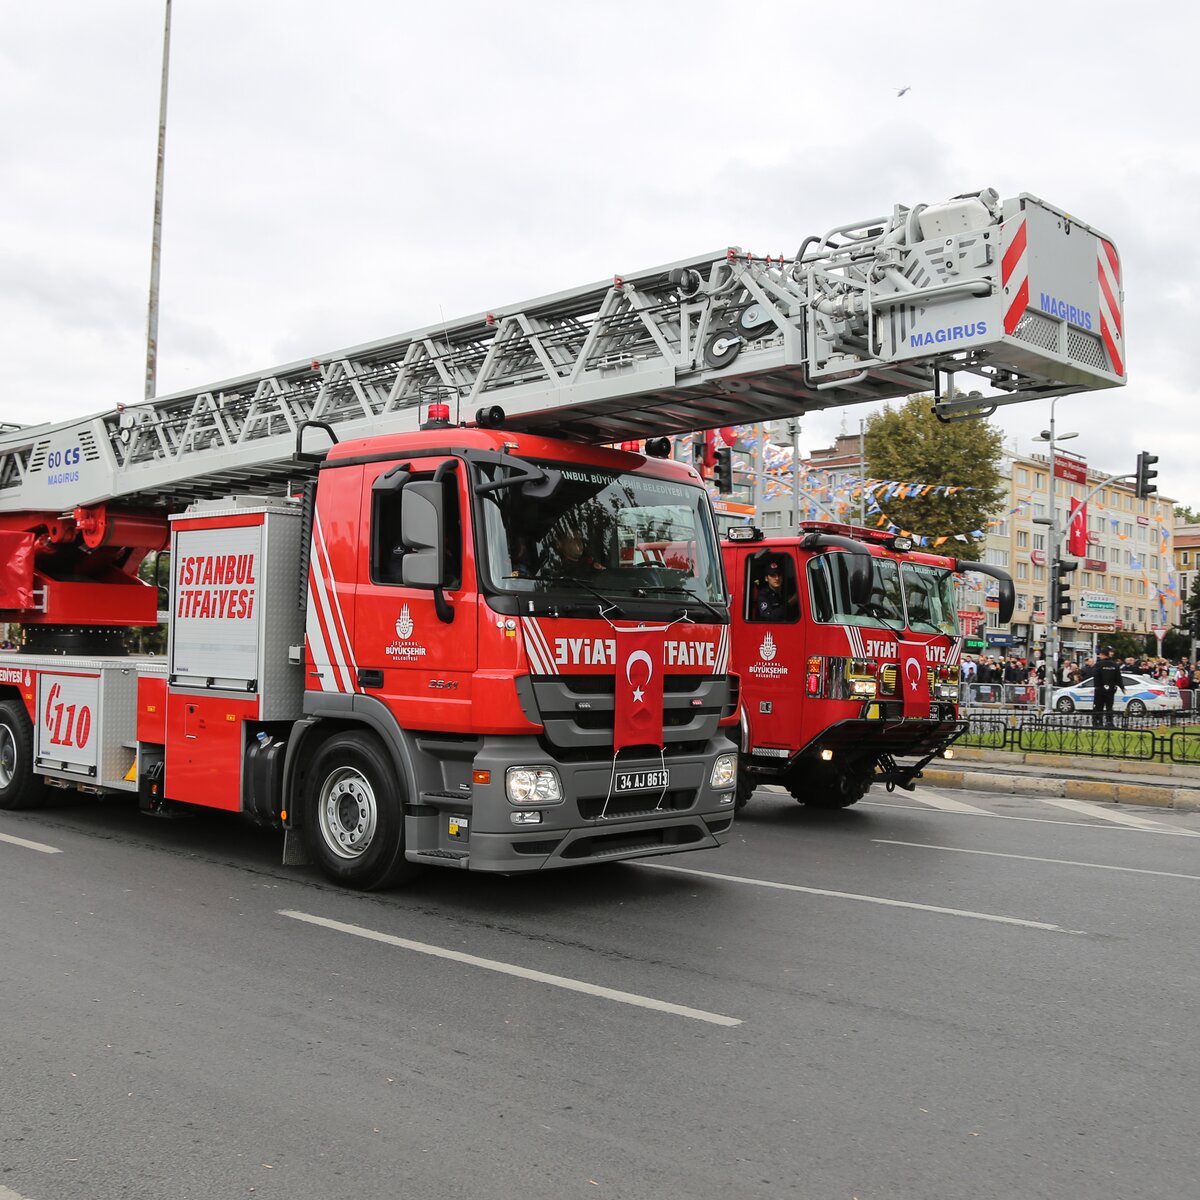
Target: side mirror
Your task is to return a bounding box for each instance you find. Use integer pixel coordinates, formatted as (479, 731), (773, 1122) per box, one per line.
(400, 481), (445, 588)
(996, 577), (1016, 625)
(959, 561), (1015, 625)
(847, 555), (872, 610)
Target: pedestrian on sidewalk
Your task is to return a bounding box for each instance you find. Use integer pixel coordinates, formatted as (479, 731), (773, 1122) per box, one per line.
(1092, 647), (1124, 729)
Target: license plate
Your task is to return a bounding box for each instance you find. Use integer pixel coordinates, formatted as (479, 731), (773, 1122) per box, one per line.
(615, 769), (669, 793)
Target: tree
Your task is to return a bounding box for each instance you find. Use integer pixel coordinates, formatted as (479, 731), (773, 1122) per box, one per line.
(1175, 504), (1199, 525)
(862, 397), (1005, 562)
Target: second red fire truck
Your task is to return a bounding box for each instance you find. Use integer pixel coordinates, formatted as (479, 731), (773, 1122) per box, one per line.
(722, 522), (1015, 808)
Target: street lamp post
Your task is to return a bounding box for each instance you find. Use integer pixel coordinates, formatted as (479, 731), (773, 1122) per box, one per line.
(1033, 399), (1078, 712)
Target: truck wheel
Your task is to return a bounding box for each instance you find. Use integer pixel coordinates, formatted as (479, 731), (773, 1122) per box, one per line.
(301, 731), (413, 890)
(786, 763), (866, 810)
(0, 699), (46, 811)
(735, 772), (756, 810)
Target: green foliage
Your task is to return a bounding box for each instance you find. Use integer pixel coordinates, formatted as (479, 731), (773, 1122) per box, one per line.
(863, 397), (1005, 562)
(1175, 504), (1199, 524)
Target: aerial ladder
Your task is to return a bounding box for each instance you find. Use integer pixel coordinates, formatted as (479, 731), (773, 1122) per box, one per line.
(0, 187), (1124, 643)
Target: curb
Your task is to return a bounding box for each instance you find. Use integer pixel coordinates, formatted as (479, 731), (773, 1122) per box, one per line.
(920, 766), (1193, 811)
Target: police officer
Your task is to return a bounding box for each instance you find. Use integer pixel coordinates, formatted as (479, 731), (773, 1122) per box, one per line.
(1092, 646), (1125, 729)
(754, 561), (790, 622)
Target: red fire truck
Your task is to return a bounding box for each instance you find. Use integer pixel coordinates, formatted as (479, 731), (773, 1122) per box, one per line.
(723, 523), (1015, 808)
(0, 187), (1121, 886)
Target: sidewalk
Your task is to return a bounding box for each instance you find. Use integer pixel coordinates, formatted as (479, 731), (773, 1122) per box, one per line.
(920, 746), (1200, 812)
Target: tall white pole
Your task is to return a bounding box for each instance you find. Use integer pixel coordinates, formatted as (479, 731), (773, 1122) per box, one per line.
(145, 0), (172, 400)
(1044, 398), (1060, 713)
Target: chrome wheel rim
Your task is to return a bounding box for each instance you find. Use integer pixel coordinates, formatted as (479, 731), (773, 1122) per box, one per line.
(0, 725), (14, 790)
(317, 766), (378, 860)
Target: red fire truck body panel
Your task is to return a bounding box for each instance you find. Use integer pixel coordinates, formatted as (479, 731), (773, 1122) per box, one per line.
(165, 690), (260, 812)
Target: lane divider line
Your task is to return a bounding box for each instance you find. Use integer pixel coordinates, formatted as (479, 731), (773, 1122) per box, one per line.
(277, 909), (742, 1027)
(636, 862), (1077, 934)
(875, 839), (1200, 882)
(0, 830), (62, 854)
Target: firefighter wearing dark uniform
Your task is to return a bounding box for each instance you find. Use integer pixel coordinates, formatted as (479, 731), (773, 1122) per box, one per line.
(1092, 647), (1125, 729)
(754, 561), (789, 622)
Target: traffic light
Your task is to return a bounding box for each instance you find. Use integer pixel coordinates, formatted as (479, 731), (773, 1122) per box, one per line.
(714, 446), (733, 493)
(1050, 558), (1078, 621)
(692, 433), (714, 477)
(1134, 450), (1158, 499)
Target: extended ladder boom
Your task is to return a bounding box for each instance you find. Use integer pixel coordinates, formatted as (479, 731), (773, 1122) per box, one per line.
(0, 188), (1123, 513)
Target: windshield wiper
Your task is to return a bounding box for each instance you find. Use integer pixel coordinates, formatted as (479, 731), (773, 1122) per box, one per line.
(636, 585), (725, 622)
(552, 574), (626, 616)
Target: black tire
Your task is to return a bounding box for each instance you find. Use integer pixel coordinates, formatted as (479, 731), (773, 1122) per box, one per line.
(734, 771), (756, 811)
(1125, 699), (1146, 716)
(301, 731), (413, 890)
(1055, 697), (1075, 713)
(0, 698), (46, 811)
(786, 762), (868, 809)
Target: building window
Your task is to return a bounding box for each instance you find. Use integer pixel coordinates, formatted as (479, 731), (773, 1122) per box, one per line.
(1017, 562), (1028, 580)
(1033, 533), (1046, 551)
(1017, 468), (1029, 485)
(1034, 565), (1045, 583)
(985, 549), (1009, 567)
(1017, 530), (1029, 548)
(1183, 551), (1191, 566)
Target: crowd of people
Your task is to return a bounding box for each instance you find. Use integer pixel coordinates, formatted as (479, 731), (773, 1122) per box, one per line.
(961, 651), (1200, 703)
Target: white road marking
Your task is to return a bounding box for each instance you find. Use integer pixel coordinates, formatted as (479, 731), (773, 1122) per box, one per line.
(278, 909), (742, 1027)
(637, 862), (1074, 934)
(1033, 794), (1200, 835)
(0, 1184), (39, 1200)
(875, 840), (1200, 882)
(862, 797), (1200, 837)
(903, 788), (993, 815)
(0, 830), (62, 854)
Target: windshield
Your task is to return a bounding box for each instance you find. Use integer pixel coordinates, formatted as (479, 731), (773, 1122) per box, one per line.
(474, 458), (725, 607)
(808, 554), (904, 629)
(901, 563), (960, 635)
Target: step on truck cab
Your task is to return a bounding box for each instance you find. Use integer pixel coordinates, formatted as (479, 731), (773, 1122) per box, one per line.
(723, 522), (1014, 809)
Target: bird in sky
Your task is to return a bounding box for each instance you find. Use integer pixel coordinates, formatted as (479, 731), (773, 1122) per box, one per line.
(895, 86), (911, 97)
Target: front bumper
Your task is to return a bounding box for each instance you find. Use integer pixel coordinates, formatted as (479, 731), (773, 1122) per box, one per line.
(405, 734), (738, 872)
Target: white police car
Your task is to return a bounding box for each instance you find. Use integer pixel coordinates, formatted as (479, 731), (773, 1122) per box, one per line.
(1052, 673), (1181, 715)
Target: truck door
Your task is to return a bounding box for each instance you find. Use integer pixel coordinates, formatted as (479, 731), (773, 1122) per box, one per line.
(734, 547), (806, 752)
(353, 457), (479, 732)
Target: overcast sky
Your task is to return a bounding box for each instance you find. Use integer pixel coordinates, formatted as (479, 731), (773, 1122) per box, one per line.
(2, 1), (1197, 506)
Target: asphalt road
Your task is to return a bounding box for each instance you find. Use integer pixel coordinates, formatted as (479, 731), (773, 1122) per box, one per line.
(2, 783), (1199, 1200)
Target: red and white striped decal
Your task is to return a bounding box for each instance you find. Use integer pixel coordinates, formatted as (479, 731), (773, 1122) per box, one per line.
(520, 617), (559, 675)
(714, 624), (731, 675)
(844, 626), (867, 659)
(1097, 238), (1124, 377)
(305, 512), (358, 693)
(1000, 216), (1029, 336)
(946, 637), (963, 667)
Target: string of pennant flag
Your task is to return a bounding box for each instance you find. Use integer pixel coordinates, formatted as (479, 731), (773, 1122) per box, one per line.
(713, 427), (1178, 615)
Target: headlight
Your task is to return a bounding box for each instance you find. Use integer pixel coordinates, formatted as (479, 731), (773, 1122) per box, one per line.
(710, 753), (737, 789)
(505, 766), (563, 804)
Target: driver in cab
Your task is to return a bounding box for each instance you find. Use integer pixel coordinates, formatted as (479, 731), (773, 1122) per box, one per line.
(545, 530), (603, 575)
(754, 561), (790, 622)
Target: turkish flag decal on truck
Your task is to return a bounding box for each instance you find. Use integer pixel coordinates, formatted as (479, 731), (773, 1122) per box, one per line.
(613, 626), (666, 751)
(899, 641), (931, 719)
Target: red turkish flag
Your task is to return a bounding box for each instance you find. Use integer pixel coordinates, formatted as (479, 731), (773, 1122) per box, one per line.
(1068, 498), (1088, 558)
(898, 641), (930, 719)
(613, 626), (666, 752)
